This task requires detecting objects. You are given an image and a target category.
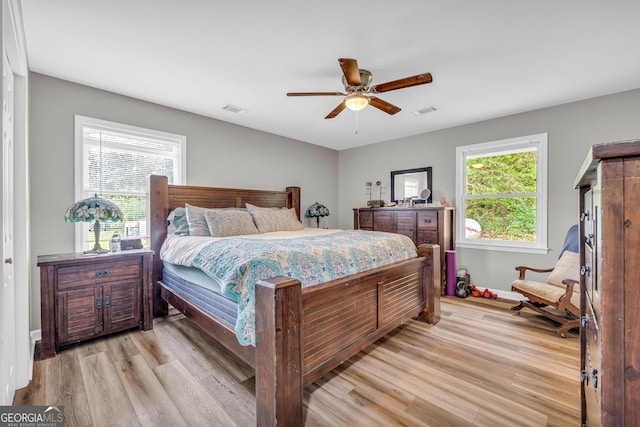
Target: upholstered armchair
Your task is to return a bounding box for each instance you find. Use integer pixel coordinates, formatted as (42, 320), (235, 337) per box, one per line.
(510, 225), (580, 337)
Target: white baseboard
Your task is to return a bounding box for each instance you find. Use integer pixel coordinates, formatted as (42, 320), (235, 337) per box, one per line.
(455, 287), (525, 301)
(29, 330), (41, 381)
(491, 288), (526, 301)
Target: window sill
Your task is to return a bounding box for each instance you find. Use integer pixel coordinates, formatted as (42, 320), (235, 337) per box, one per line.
(455, 241), (549, 254)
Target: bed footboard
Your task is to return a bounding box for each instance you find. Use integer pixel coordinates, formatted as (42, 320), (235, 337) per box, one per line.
(254, 244), (440, 426)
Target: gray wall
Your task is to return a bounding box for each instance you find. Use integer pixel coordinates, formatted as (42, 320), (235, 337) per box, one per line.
(29, 73), (339, 330)
(29, 71), (640, 329)
(338, 89), (640, 293)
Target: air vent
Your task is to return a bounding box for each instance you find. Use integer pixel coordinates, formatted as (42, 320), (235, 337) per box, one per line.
(414, 106), (437, 116)
(222, 104), (248, 114)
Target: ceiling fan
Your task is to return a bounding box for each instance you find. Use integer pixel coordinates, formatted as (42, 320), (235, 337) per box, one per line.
(287, 58), (433, 119)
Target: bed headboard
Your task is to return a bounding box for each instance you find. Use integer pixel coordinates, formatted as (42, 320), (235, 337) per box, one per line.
(149, 174), (301, 316)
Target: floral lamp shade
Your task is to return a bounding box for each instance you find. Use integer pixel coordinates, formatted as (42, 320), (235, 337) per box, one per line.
(65, 194), (124, 254)
(305, 202), (329, 228)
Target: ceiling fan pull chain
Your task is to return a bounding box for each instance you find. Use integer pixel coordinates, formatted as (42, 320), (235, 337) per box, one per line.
(354, 109), (359, 140)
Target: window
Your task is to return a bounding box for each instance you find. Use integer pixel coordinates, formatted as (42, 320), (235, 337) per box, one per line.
(455, 133), (548, 253)
(74, 116), (186, 251)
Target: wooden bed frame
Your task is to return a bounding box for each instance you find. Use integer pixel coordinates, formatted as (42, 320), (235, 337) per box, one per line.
(149, 175), (441, 426)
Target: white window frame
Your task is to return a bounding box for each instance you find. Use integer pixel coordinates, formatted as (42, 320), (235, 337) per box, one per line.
(73, 115), (186, 252)
(455, 133), (548, 254)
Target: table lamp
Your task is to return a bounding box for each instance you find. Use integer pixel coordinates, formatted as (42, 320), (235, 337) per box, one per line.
(65, 194), (124, 254)
(305, 202), (329, 228)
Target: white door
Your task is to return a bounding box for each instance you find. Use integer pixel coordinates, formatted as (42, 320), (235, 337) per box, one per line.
(1, 48), (16, 405)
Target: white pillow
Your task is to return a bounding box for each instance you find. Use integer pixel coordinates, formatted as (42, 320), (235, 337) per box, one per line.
(245, 203), (304, 233)
(204, 209), (259, 237)
(185, 204), (211, 236)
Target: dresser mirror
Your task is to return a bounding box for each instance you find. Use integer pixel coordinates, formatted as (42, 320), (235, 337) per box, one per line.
(391, 167), (433, 204)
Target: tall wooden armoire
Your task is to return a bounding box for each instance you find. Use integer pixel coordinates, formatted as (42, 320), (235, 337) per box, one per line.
(574, 139), (640, 426)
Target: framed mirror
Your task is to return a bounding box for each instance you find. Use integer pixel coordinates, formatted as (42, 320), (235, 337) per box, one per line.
(391, 166), (433, 204)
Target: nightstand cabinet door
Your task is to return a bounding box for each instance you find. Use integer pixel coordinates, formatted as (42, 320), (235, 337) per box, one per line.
(56, 286), (102, 345)
(104, 280), (141, 333)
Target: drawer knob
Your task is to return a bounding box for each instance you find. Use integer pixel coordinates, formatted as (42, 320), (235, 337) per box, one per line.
(423, 238), (432, 243)
(95, 269), (109, 278)
(4, 257), (12, 264)
(423, 218), (432, 223)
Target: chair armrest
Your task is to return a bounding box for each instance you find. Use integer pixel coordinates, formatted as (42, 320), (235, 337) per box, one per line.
(514, 265), (554, 280)
(558, 278), (579, 316)
(562, 278), (578, 290)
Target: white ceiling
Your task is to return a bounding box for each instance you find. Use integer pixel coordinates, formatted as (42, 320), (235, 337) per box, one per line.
(19, 1), (640, 151)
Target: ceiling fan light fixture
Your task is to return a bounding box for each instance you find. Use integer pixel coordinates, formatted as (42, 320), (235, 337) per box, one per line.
(345, 94), (369, 111)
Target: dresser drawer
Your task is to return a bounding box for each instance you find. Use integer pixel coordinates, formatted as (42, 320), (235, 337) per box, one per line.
(57, 258), (141, 290)
(417, 230), (438, 245)
(417, 211), (438, 229)
(359, 210), (374, 229)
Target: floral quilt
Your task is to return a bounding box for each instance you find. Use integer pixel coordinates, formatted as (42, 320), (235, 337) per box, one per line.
(191, 230), (417, 345)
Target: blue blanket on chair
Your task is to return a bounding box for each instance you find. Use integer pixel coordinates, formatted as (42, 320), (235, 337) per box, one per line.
(559, 224), (579, 258)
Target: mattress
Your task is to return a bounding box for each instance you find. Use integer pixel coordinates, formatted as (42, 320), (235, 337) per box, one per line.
(162, 262), (237, 328)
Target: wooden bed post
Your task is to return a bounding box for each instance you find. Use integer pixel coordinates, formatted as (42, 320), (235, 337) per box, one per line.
(255, 276), (304, 427)
(285, 186), (301, 220)
(150, 175), (169, 317)
(418, 244), (441, 324)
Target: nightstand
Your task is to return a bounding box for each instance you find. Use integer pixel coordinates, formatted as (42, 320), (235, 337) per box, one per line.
(37, 249), (154, 358)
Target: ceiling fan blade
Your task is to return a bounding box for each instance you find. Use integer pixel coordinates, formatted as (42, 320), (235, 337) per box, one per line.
(325, 102), (347, 119)
(371, 72), (433, 93)
(287, 92), (345, 96)
(369, 97), (401, 115)
(338, 58), (361, 86)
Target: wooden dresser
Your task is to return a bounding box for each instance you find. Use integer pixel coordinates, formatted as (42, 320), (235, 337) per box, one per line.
(353, 206), (455, 294)
(38, 249), (154, 358)
(574, 139), (640, 426)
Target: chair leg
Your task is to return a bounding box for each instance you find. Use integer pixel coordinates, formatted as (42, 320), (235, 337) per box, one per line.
(557, 318), (580, 338)
(512, 300), (578, 337)
(510, 301), (525, 314)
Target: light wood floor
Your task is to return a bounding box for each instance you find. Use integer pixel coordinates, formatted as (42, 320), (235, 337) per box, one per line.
(14, 297), (580, 426)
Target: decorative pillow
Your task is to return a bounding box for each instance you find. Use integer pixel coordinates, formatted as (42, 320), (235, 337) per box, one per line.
(245, 203), (304, 233)
(546, 250), (580, 287)
(185, 204), (211, 236)
(204, 209), (259, 237)
(167, 207), (189, 235)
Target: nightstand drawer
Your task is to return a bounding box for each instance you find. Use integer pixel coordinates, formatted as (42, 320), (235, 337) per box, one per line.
(57, 258), (141, 290)
(417, 211), (437, 229)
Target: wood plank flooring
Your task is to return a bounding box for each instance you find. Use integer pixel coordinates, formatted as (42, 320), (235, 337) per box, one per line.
(14, 297), (580, 426)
